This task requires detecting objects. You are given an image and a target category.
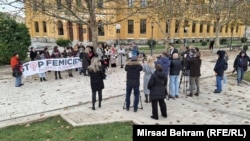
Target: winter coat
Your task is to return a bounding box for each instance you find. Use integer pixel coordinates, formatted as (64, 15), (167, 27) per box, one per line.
(142, 64), (155, 95)
(148, 70), (167, 100)
(117, 48), (126, 66)
(155, 56), (171, 75)
(214, 50), (226, 76)
(233, 52), (250, 72)
(88, 68), (104, 91)
(187, 57), (202, 77)
(82, 52), (90, 69)
(125, 61), (143, 87)
(169, 58), (182, 75)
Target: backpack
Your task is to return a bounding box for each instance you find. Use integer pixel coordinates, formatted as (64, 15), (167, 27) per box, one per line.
(223, 61), (228, 71)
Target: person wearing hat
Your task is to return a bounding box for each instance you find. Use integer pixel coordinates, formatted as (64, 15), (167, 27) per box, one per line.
(213, 50), (226, 93)
(10, 52), (23, 87)
(125, 56), (143, 112)
(233, 50), (250, 85)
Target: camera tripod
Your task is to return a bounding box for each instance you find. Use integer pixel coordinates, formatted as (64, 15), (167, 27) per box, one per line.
(179, 69), (190, 98)
(123, 94), (143, 110)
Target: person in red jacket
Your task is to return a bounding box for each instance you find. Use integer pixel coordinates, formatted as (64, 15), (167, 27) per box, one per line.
(10, 52), (23, 87)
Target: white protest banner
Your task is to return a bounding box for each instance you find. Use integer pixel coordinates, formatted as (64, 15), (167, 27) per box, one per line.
(22, 57), (82, 77)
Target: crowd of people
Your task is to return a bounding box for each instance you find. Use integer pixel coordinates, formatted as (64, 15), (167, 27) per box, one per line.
(10, 42), (250, 120)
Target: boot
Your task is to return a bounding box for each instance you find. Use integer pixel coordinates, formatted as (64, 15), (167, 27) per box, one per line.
(145, 95), (148, 103)
(43, 77), (47, 81)
(92, 102), (95, 110)
(99, 101), (101, 108)
(40, 78), (42, 82)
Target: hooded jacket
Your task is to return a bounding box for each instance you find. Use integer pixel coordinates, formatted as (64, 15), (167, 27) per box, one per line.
(214, 50), (226, 76)
(233, 50), (250, 71)
(148, 70), (167, 100)
(155, 56), (170, 74)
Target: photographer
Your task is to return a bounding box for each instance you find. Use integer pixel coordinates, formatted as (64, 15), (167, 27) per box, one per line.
(179, 47), (191, 91)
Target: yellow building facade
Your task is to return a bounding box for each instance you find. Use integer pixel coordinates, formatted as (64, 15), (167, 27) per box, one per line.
(25, 0), (244, 46)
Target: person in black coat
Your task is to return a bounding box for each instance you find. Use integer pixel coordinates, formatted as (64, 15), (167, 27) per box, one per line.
(148, 64), (167, 120)
(214, 50), (226, 93)
(233, 50), (250, 85)
(87, 57), (105, 110)
(30, 47), (37, 61)
(186, 48), (202, 97)
(125, 56), (143, 112)
(82, 47), (91, 76)
(169, 44), (178, 60)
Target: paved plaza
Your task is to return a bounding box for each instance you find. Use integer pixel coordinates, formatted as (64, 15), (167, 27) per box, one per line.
(0, 49), (250, 128)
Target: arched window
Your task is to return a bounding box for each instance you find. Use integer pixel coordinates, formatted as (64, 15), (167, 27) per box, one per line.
(58, 21), (64, 35)
(98, 20), (104, 36)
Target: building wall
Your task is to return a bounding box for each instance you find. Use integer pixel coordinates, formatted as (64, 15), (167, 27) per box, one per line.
(25, 0), (245, 47)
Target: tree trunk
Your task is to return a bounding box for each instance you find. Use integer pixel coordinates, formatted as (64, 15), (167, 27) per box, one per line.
(215, 24), (221, 49)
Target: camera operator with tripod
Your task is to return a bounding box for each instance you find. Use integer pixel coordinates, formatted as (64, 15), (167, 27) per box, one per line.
(179, 47), (191, 94)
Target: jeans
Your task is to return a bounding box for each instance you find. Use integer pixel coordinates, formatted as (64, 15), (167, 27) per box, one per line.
(15, 75), (22, 87)
(169, 75), (179, 97)
(126, 85), (140, 110)
(38, 72), (46, 78)
(237, 67), (244, 84)
(216, 76), (222, 92)
(223, 74), (227, 84)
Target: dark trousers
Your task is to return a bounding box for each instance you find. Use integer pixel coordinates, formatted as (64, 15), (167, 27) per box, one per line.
(151, 99), (167, 119)
(126, 85), (140, 110)
(92, 90), (102, 103)
(55, 71), (62, 79)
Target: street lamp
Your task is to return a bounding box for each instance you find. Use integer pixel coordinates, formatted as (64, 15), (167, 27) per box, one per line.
(150, 22), (154, 56)
(230, 27), (234, 51)
(184, 26), (189, 47)
(115, 24), (121, 48)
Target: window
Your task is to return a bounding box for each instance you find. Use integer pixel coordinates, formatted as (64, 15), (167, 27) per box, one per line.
(128, 20), (134, 34)
(140, 19), (146, 34)
(41, 0), (45, 11)
(192, 22), (196, 33)
(43, 21), (47, 33)
(57, 0), (62, 9)
(166, 22), (169, 33)
(207, 23), (210, 33)
(220, 26), (222, 33)
(225, 24), (228, 33)
(141, 0), (147, 7)
(128, 0), (134, 7)
(236, 26), (239, 33)
(58, 21), (64, 35)
(184, 20), (188, 33)
(97, 0), (103, 8)
(66, 0), (72, 9)
(175, 20), (179, 33)
(34, 21), (39, 32)
(33, 0), (38, 11)
(213, 22), (216, 33)
(98, 21), (104, 36)
(200, 22), (203, 33)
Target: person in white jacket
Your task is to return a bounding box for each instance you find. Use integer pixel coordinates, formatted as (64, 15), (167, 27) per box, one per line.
(117, 45), (126, 68)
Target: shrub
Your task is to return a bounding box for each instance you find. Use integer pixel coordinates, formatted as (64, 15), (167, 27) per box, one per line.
(0, 12), (31, 64)
(241, 37), (247, 43)
(220, 38), (227, 44)
(56, 38), (71, 47)
(243, 45), (249, 51)
(201, 41), (207, 46)
(147, 39), (157, 48)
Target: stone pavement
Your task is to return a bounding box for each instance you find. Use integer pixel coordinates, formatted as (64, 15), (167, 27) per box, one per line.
(0, 50), (250, 128)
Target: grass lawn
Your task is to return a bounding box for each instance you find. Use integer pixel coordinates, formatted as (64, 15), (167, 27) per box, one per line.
(0, 116), (133, 141)
(243, 71), (250, 82)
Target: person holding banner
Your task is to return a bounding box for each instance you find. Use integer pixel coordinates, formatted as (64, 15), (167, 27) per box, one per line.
(87, 57), (105, 110)
(35, 51), (47, 82)
(51, 46), (62, 80)
(10, 52), (23, 87)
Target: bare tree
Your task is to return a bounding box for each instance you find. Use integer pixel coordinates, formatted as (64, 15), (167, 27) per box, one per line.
(2, 0), (144, 48)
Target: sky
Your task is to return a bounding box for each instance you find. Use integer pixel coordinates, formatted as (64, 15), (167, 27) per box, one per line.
(0, 0), (24, 17)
